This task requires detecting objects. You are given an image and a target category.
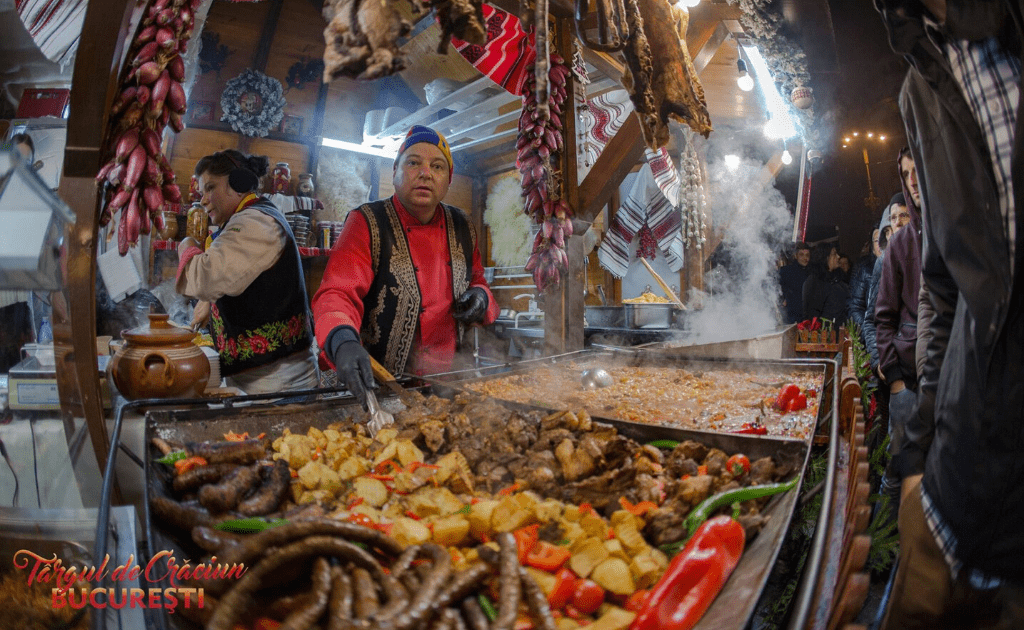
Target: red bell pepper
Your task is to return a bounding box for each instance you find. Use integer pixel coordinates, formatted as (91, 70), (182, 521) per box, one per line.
(548, 568), (577, 609)
(785, 393), (808, 412)
(512, 524), (540, 564)
(732, 423), (768, 435)
(571, 579), (605, 615)
(525, 540), (571, 571)
(773, 383), (801, 411)
(629, 515), (745, 630)
(174, 456), (208, 475)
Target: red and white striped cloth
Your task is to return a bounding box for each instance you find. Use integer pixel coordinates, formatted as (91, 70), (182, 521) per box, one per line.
(15, 0), (87, 66)
(597, 154), (683, 278)
(451, 4), (535, 96)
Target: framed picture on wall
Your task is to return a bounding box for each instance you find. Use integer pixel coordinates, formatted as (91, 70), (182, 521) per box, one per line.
(190, 101), (215, 123)
(281, 114), (303, 135)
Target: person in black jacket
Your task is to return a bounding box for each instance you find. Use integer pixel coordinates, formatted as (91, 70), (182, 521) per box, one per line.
(778, 242), (811, 323)
(848, 228), (880, 336)
(801, 243), (849, 324)
(876, 1), (1024, 627)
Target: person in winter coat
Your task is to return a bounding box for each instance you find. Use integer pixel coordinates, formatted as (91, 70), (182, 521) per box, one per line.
(801, 243), (850, 324)
(848, 228), (880, 335)
(875, 148), (924, 506)
(778, 242), (811, 323)
(875, 1), (1024, 627)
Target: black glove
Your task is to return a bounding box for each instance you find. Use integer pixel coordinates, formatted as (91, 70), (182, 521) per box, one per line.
(453, 287), (488, 324)
(325, 326), (374, 405)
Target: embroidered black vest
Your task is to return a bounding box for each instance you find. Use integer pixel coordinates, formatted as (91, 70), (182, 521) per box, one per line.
(357, 198), (475, 375)
(211, 200), (312, 376)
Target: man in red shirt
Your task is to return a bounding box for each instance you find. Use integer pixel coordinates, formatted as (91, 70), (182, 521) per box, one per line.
(313, 126), (498, 402)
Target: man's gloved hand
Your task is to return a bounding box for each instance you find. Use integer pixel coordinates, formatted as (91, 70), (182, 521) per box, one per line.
(325, 326), (374, 405)
(453, 287), (488, 324)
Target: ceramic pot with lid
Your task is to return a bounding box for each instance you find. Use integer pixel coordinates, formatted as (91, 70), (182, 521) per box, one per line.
(108, 313), (210, 400)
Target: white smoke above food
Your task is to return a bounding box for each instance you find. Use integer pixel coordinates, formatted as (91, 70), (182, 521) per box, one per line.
(683, 155), (792, 342)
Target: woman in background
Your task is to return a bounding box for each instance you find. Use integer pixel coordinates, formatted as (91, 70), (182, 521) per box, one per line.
(176, 149), (316, 394)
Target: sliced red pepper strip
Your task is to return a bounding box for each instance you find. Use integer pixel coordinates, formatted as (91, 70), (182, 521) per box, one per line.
(366, 473), (394, 481)
(347, 497), (365, 510)
(374, 459), (402, 474)
(733, 423), (768, 435)
(630, 516), (745, 630)
(512, 524), (540, 564)
(405, 510), (421, 520)
(406, 462), (440, 473)
(223, 431), (249, 442)
(174, 456), (208, 475)
(618, 497), (658, 516)
(498, 482), (522, 496)
(253, 617), (282, 630)
(525, 540), (571, 572)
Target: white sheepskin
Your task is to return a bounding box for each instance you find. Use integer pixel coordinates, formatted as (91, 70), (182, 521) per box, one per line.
(484, 174), (531, 267)
(316, 149), (372, 222)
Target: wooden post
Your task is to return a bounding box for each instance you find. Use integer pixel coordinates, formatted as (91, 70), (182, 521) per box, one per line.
(57, 0), (136, 500)
(544, 17), (584, 354)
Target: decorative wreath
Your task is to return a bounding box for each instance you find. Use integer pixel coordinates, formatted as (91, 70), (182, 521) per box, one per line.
(220, 69), (286, 137)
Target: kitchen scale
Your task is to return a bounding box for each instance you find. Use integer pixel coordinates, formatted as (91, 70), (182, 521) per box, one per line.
(7, 344), (110, 410)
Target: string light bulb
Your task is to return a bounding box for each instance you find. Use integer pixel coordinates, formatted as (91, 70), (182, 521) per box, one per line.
(736, 59), (754, 92)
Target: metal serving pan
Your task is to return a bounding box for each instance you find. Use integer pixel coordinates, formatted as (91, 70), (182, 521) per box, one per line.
(426, 347), (835, 446)
(141, 368), (816, 630)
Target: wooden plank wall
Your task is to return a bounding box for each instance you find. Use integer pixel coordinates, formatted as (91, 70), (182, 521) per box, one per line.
(168, 0), (380, 197)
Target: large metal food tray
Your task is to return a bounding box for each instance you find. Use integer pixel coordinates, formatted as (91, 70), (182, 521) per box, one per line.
(427, 347), (835, 447)
(141, 375), (815, 630)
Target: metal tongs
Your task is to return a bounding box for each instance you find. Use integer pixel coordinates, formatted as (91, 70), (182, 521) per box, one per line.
(364, 388), (394, 438)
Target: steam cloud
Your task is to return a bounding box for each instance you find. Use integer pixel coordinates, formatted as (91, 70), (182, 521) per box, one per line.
(684, 155), (793, 342)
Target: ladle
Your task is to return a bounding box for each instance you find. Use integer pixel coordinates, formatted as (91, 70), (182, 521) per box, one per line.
(581, 367), (614, 390)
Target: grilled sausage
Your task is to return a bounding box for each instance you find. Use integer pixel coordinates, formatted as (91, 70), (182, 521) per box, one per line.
(172, 463), (237, 495)
(520, 566), (558, 630)
(208, 536), (396, 630)
(493, 532), (521, 630)
(192, 525), (244, 554)
(236, 459), (290, 516)
(384, 543), (452, 630)
(279, 557), (332, 630)
(352, 566), (380, 618)
(327, 566), (354, 630)
(186, 438), (268, 464)
(149, 496), (217, 531)
(217, 520), (403, 567)
(198, 465), (260, 513)
(460, 597), (489, 630)
(434, 563), (490, 610)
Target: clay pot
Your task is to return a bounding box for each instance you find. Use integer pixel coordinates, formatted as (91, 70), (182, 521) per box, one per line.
(108, 313), (210, 400)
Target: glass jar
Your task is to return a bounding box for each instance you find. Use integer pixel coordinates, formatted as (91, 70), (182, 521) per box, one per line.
(270, 162), (291, 195)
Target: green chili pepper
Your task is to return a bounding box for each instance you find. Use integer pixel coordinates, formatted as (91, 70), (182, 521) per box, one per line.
(155, 450), (188, 465)
(477, 593), (498, 621)
(456, 505), (472, 515)
(647, 439), (680, 449)
(659, 477), (800, 556)
(214, 518), (288, 533)
(683, 477), (799, 538)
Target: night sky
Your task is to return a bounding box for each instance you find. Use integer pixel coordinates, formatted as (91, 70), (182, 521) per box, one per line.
(776, 2), (911, 258)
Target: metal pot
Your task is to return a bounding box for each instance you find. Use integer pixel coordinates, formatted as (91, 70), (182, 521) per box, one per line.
(624, 303), (678, 329)
(584, 306), (624, 328)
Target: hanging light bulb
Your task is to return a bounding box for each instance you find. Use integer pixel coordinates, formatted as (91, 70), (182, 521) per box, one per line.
(736, 59), (754, 92)
(781, 149), (793, 165)
(683, 0), (700, 6)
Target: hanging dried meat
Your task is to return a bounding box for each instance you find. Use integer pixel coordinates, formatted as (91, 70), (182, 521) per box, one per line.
(619, 0), (712, 148)
(322, 0), (487, 81)
(322, 0), (414, 81)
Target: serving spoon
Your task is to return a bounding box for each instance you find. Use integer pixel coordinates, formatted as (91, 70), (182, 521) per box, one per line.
(581, 367), (614, 390)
